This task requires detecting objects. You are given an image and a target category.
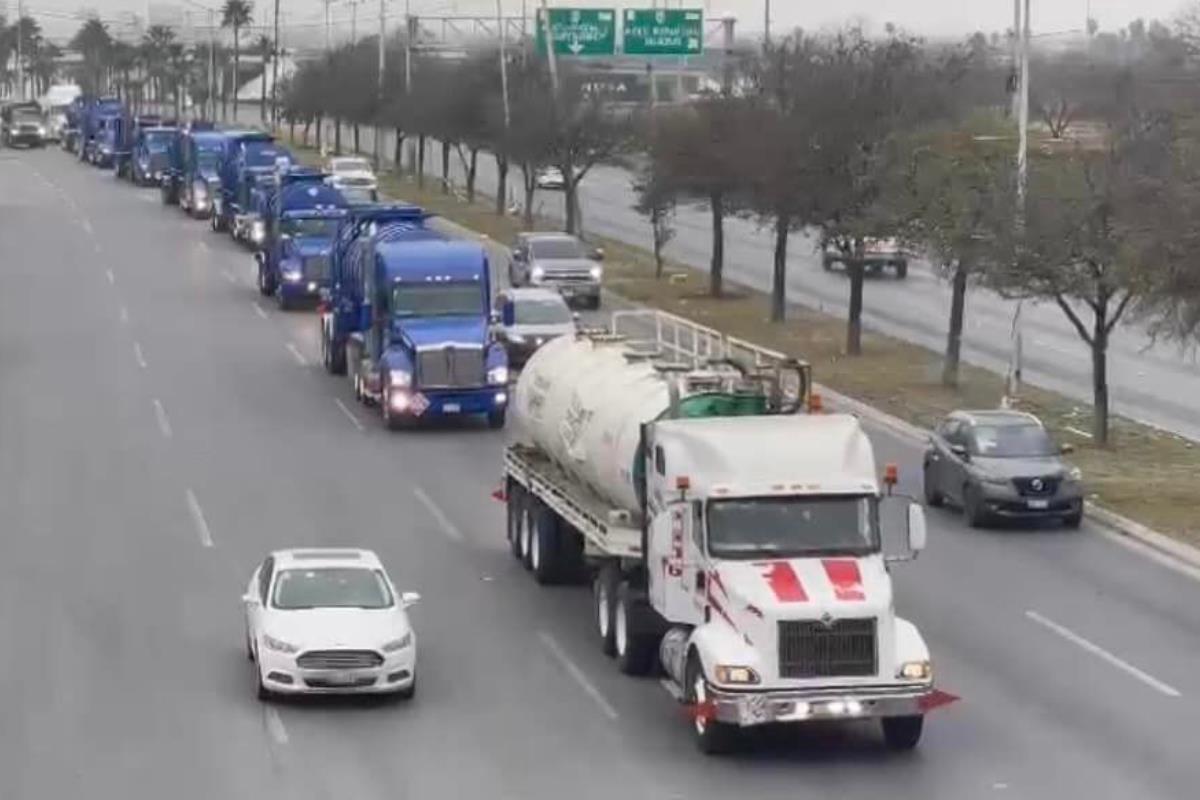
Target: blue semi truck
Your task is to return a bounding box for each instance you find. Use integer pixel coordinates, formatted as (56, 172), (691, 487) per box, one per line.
(319, 205), (509, 429)
(76, 96), (123, 163)
(254, 167), (349, 309)
(210, 130), (293, 240)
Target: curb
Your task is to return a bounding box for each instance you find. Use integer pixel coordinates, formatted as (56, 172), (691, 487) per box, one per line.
(393, 172), (1200, 573)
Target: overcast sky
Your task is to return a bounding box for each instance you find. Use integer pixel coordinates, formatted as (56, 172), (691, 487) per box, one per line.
(17, 0), (1193, 41)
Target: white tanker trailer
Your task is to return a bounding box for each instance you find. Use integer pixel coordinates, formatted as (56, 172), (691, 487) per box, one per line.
(502, 309), (938, 754)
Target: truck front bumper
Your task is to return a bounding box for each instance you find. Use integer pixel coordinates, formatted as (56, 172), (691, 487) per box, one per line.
(387, 386), (508, 418)
(709, 681), (935, 727)
(278, 279), (326, 301)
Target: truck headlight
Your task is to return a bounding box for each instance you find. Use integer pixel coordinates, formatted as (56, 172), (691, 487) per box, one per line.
(487, 365), (509, 385)
(898, 660), (932, 681)
(530, 266), (545, 282)
(194, 182), (208, 198)
(382, 632), (413, 652)
(389, 370), (412, 388)
(282, 267), (302, 282)
(589, 265), (603, 280)
(251, 221), (266, 243)
(714, 665), (760, 685)
(507, 333), (526, 344)
(263, 634), (299, 654)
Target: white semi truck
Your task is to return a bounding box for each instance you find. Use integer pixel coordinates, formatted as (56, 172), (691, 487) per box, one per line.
(502, 310), (936, 754)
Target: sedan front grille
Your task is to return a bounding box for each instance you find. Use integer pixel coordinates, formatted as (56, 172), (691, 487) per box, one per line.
(778, 618), (878, 679)
(1013, 476), (1060, 496)
(301, 255), (331, 282)
(543, 269), (594, 283)
(296, 649), (383, 670)
(304, 676), (378, 688)
(417, 345), (486, 389)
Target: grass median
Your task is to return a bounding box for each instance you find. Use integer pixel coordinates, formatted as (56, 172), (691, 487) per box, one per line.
(282, 135), (1200, 547)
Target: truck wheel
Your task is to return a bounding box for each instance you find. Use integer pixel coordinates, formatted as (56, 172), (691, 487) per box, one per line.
(506, 484), (525, 560)
(257, 269), (274, 298)
(530, 507), (560, 585)
(487, 408), (507, 429)
(594, 566), (620, 657)
(895, 260), (909, 279)
(881, 715), (923, 750)
(614, 582), (657, 676)
(686, 654), (736, 755)
(518, 504), (537, 570)
(328, 337), (347, 375)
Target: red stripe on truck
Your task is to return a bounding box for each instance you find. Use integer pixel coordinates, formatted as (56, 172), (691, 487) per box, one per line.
(822, 559), (866, 601)
(761, 562), (809, 603)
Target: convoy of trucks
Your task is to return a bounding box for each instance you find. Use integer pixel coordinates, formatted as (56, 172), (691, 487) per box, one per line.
(43, 104), (944, 756)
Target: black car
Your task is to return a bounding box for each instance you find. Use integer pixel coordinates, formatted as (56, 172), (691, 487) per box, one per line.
(923, 409), (1084, 528)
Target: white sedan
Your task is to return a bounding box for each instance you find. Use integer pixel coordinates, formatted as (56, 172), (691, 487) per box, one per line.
(325, 156), (379, 204)
(243, 548), (419, 699)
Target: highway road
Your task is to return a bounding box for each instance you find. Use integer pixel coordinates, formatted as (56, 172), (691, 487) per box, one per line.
(290, 116), (1200, 441)
(3, 146), (1200, 799)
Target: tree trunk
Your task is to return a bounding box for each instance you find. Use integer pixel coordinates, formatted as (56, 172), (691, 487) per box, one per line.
(334, 117), (342, 154)
(353, 124), (360, 153)
(1092, 309), (1110, 446)
(522, 165), (536, 229)
(232, 31), (240, 119)
(495, 153), (509, 216)
(289, 117), (296, 143)
(942, 260), (969, 386)
(565, 181), (579, 234)
(315, 113), (323, 150)
(303, 119), (311, 147)
(417, 134), (426, 187)
(770, 213), (790, 322)
(709, 190), (725, 297)
(466, 148), (479, 203)
(440, 140), (451, 193)
(652, 206), (666, 279)
(394, 130), (404, 172)
(846, 253), (865, 356)
(260, 58), (267, 121)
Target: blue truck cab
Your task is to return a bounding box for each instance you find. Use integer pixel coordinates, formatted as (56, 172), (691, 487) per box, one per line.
(89, 111), (123, 167)
(211, 130), (293, 239)
(255, 168), (349, 308)
(126, 125), (177, 186)
(78, 97), (122, 163)
(160, 121), (216, 205)
(322, 206), (509, 429)
(178, 130), (226, 218)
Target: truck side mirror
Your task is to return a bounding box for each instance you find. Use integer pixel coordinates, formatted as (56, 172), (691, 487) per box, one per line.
(511, 249), (522, 261)
(907, 504), (927, 554)
(592, 247), (605, 261)
(502, 302), (515, 327)
(949, 443), (969, 461)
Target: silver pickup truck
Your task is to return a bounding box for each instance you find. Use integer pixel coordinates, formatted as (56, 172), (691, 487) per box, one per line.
(822, 237), (909, 279)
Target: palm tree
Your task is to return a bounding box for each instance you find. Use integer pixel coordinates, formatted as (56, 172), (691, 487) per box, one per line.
(70, 18), (114, 94)
(141, 25), (177, 110)
(221, 0), (254, 119)
(255, 34), (272, 122)
(31, 41), (62, 96)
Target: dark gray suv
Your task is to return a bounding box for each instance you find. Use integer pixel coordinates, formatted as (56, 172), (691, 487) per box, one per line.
(923, 410), (1084, 528)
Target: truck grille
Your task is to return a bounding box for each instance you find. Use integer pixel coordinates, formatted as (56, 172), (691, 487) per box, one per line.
(301, 255), (331, 282)
(778, 618), (877, 678)
(1013, 476), (1060, 496)
(417, 346), (485, 388)
(544, 269), (594, 283)
(296, 649), (383, 670)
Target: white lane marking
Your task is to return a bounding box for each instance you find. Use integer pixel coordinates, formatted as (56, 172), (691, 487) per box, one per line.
(1065, 426), (1093, 439)
(138, 193), (156, 204)
(133, 341), (148, 369)
(222, 269), (238, 284)
(119, 306), (129, 325)
(285, 342), (309, 367)
(105, 268), (115, 285)
(412, 487), (464, 542)
(252, 302), (269, 319)
(1025, 610), (1181, 697)
(335, 398), (366, 432)
(537, 631), (620, 721)
(81, 218), (94, 235)
(264, 707), (289, 745)
(152, 398), (173, 439)
(186, 489), (215, 548)
(198, 240), (211, 252)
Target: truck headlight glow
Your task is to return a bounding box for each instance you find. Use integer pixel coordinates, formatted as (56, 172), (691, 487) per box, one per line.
(487, 366), (509, 385)
(251, 221), (265, 243)
(589, 265), (603, 280)
(282, 268), (302, 282)
(530, 266), (545, 282)
(389, 370), (412, 388)
(714, 665), (760, 685)
(899, 660), (932, 681)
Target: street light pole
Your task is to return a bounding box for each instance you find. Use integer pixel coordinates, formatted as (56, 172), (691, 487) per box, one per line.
(1006, 0), (1032, 406)
(271, 0), (281, 129)
(16, 0), (24, 101)
(375, 0), (385, 170)
(538, 0), (559, 93)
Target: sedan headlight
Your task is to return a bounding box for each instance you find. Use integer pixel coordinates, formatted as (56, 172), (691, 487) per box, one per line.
(899, 660), (932, 681)
(487, 365), (509, 385)
(714, 664), (760, 685)
(263, 634), (299, 654)
(980, 475), (1010, 488)
(389, 370), (412, 388)
(382, 632), (413, 652)
(589, 265), (603, 280)
(530, 266), (545, 282)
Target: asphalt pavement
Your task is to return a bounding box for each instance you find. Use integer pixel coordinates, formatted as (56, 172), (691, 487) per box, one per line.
(3, 146), (1200, 799)
(288, 116), (1200, 440)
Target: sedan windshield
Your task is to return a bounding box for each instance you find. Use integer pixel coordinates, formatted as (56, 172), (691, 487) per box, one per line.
(531, 238), (586, 260)
(392, 283), (483, 318)
(707, 495), (880, 559)
(515, 297), (572, 324)
(282, 217), (339, 238)
(970, 424), (1056, 458)
(272, 568), (394, 609)
(333, 158), (370, 172)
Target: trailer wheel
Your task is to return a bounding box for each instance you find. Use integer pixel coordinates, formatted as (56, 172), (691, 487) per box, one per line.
(518, 504), (536, 570)
(327, 336), (347, 375)
(531, 507), (560, 585)
(594, 565), (620, 657)
(686, 654), (736, 755)
(881, 715), (923, 750)
(506, 483), (525, 560)
(614, 582), (658, 676)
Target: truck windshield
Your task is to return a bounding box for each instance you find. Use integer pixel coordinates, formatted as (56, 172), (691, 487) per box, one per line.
(196, 151), (220, 171)
(706, 495), (880, 558)
(392, 283), (483, 318)
(282, 218), (339, 238)
(144, 132), (172, 151)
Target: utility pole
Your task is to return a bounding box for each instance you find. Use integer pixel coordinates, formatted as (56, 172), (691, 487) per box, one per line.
(721, 13), (735, 95)
(1005, 0), (1031, 406)
(325, 0), (333, 52)
(763, 0), (770, 47)
(272, 0), (281, 129)
(16, 0), (24, 101)
(209, 9), (217, 121)
(404, 7), (415, 170)
(538, 0), (558, 93)
(498, 0), (511, 129)
(375, 0), (385, 169)
(1010, 0), (1021, 119)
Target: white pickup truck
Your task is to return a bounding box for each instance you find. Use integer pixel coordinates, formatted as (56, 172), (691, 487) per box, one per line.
(501, 310), (936, 753)
(822, 237), (910, 278)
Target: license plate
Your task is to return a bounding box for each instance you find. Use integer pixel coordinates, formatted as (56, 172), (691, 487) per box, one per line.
(1027, 499), (1049, 509)
(326, 672), (356, 685)
(560, 287), (576, 297)
(442, 402), (461, 414)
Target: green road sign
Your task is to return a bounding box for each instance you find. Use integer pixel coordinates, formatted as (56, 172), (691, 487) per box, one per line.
(622, 8), (704, 56)
(535, 8), (617, 57)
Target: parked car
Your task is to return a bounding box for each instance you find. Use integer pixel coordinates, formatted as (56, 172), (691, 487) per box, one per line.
(508, 232), (604, 309)
(922, 409), (1083, 528)
(493, 287), (578, 368)
(534, 165), (582, 190)
(324, 155), (378, 204)
(821, 237), (909, 278)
